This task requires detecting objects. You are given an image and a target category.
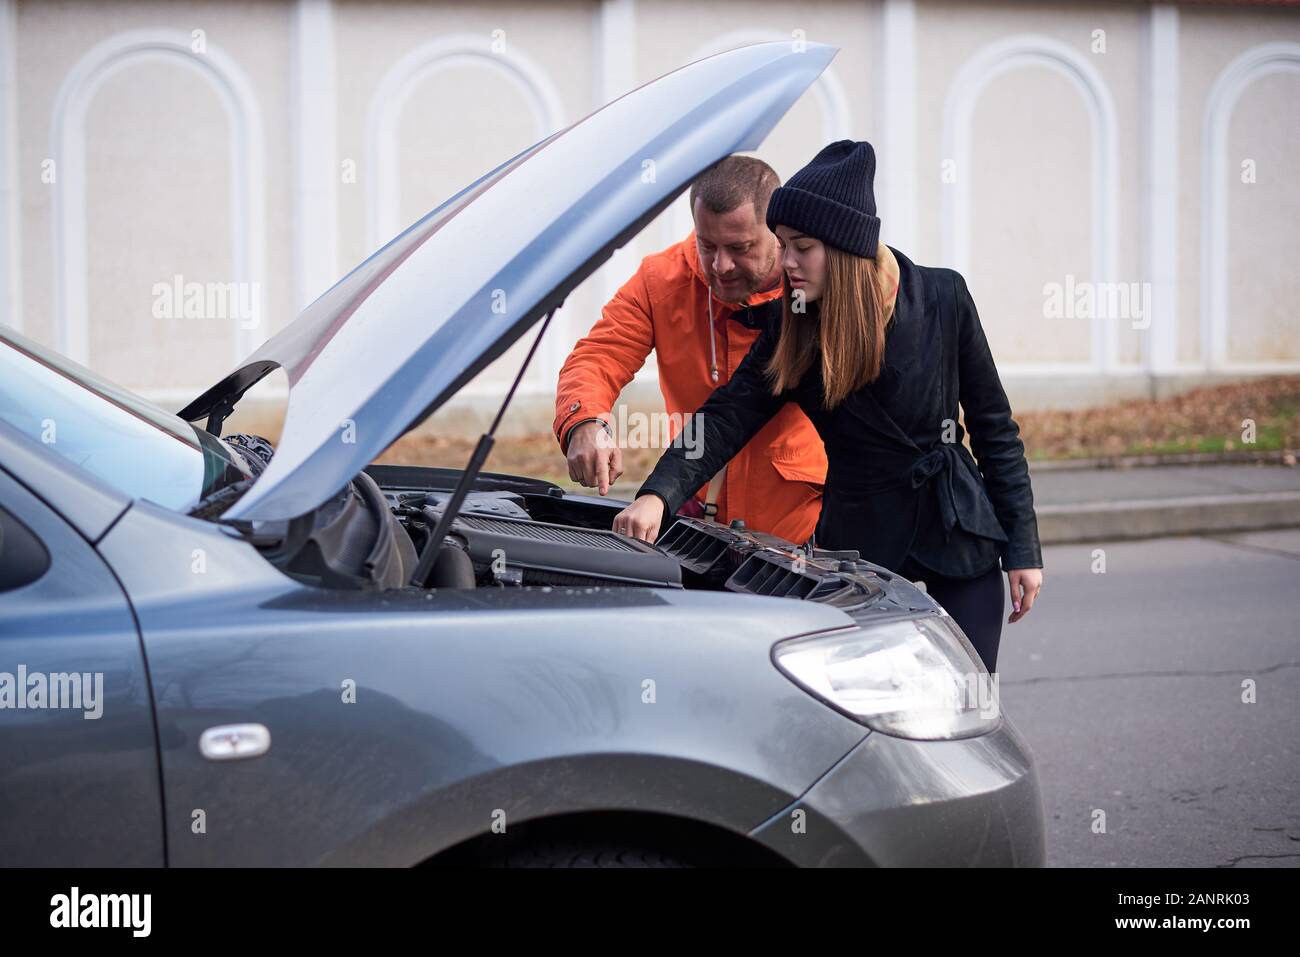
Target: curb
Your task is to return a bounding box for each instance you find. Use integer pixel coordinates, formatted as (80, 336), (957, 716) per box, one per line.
(1028, 449), (1298, 471)
(1036, 491), (1300, 545)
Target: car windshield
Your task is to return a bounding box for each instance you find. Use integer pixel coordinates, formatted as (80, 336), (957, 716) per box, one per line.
(0, 327), (250, 511)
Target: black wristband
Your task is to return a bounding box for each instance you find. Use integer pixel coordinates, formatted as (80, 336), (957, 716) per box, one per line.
(564, 417), (611, 450)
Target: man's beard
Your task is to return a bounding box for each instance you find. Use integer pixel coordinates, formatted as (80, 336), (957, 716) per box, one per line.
(711, 248), (777, 303)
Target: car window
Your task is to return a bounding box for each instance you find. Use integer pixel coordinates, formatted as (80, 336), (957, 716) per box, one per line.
(0, 328), (250, 511)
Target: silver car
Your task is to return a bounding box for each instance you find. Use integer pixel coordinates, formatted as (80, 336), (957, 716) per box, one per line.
(0, 40), (1044, 867)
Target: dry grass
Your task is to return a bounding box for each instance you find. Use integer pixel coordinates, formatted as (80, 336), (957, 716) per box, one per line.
(240, 375), (1300, 492)
(1016, 374), (1300, 461)
(381, 374), (1300, 486)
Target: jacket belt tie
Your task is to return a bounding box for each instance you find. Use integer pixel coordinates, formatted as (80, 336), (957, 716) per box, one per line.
(909, 443), (1008, 543)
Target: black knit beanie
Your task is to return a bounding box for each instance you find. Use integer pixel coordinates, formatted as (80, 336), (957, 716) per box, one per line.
(765, 140), (881, 258)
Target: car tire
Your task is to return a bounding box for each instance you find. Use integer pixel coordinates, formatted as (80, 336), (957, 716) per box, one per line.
(475, 840), (691, 868)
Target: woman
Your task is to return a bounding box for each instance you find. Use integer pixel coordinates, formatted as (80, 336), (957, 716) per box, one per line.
(612, 140), (1043, 672)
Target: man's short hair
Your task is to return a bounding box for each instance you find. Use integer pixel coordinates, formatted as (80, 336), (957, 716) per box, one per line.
(688, 155), (780, 224)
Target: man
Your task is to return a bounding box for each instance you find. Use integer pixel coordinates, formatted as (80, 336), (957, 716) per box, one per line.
(553, 155), (827, 544)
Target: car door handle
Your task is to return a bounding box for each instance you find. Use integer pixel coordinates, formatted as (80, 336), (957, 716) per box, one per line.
(199, 724), (271, 761)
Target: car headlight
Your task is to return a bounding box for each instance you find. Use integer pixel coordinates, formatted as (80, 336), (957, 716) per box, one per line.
(773, 616), (1001, 740)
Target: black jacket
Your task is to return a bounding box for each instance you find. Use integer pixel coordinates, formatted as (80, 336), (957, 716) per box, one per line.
(637, 246), (1043, 578)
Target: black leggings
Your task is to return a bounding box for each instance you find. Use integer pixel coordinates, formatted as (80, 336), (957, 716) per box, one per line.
(896, 557), (1006, 672)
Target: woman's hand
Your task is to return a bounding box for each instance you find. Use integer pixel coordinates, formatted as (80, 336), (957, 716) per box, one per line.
(1006, 568), (1042, 623)
(612, 495), (667, 543)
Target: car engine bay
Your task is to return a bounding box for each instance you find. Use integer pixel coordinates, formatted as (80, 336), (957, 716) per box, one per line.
(218, 452), (936, 618)
(365, 465), (929, 617)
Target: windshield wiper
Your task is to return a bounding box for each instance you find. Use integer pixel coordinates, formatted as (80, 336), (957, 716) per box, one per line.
(409, 307), (558, 587)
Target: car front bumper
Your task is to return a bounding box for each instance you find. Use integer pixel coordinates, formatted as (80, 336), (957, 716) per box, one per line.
(749, 716), (1046, 867)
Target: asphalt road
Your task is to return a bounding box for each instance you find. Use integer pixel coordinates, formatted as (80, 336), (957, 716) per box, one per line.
(997, 528), (1300, 867)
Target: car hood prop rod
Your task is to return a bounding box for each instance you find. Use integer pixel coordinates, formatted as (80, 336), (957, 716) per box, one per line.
(409, 307), (558, 588)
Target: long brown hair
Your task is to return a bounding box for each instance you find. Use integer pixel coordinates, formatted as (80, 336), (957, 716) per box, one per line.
(764, 246), (890, 409)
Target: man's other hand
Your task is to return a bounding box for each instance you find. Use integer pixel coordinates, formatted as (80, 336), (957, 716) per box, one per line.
(566, 420), (623, 495)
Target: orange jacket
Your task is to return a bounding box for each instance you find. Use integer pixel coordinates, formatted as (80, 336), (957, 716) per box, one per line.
(554, 231), (828, 544)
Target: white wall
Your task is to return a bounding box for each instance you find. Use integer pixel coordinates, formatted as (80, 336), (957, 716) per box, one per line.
(1, 0), (1297, 432)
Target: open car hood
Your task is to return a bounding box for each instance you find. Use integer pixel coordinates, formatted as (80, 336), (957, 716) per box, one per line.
(181, 41), (837, 523)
